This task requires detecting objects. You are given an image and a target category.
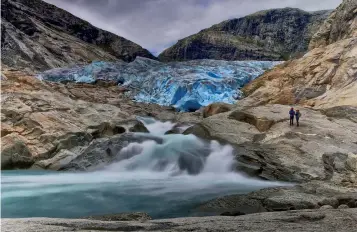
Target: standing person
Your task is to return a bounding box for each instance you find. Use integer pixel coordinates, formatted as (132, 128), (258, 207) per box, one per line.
(295, 110), (301, 127)
(289, 107), (295, 126)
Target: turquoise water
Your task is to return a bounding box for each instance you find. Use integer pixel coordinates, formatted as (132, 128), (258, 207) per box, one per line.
(1, 119), (287, 219)
(1, 170), (283, 219)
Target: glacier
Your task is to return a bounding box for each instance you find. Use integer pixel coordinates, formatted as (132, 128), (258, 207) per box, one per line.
(38, 57), (280, 112)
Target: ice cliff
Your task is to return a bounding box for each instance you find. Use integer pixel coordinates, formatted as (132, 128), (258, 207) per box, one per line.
(38, 57), (280, 111)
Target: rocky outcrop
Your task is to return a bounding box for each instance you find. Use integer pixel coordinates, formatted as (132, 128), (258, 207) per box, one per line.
(241, 0), (357, 109)
(202, 102), (233, 118)
(159, 8), (330, 62)
(1, 69), (200, 169)
(309, 0), (357, 49)
(196, 181), (357, 215)
(1, 0), (156, 73)
(186, 104), (357, 186)
(3, 208), (357, 232)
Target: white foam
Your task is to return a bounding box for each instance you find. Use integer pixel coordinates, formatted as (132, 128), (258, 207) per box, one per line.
(2, 118), (290, 214)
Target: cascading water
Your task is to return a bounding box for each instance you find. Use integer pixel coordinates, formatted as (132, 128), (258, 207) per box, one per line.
(1, 118), (288, 219)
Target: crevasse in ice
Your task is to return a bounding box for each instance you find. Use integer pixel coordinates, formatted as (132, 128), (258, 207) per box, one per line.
(38, 57), (280, 112)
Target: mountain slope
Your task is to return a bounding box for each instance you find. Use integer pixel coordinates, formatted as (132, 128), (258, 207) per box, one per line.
(1, 0), (156, 73)
(159, 8), (331, 62)
(241, 0), (357, 109)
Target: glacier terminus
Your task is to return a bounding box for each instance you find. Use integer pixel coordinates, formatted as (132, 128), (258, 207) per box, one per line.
(38, 57), (280, 112)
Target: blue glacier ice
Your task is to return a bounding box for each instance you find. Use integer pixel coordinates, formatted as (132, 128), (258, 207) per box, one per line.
(38, 57), (280, 112)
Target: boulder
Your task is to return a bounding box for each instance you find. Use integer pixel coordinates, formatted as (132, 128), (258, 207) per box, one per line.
(202, 103), (233, 118)
(338, 204), (349, 209)
(32, 149), (81, 171)
(320, 205), (334, 210)
(88, 120), (149, 139)
(229, 111), (276, 132)
(1, 134), (34, 169)
(195, 181), (357, 215)
(318, 198), (339, 208)
(322, 153), (357, 186)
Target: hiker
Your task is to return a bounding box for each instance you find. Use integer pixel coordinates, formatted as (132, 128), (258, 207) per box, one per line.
(289, 107), (295, 126)
(295, 110), (301, 127)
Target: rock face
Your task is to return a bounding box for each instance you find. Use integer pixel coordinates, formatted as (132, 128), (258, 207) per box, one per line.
(186, 104), (357, 186)
(241, 0), (357, 109)
(159, 8), (330, 62)
(202, 103), (233, 118)
(3, 209), (357, 232)
(1, 69), (200, 169)
(1, 0), (156, 73)
(196, 181), (357, 215)
(309, 0), (357, 49)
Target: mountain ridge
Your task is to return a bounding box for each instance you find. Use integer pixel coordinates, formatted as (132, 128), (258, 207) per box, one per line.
(240, 0), (357, 109)
(1, 0), (156, 73)
(159, 8), (331, 62)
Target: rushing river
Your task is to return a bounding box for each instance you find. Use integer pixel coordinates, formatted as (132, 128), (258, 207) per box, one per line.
(1, 118), (287, 219)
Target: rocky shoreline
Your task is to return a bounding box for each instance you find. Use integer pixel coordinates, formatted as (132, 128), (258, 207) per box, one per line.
(3, 208), (357, 232)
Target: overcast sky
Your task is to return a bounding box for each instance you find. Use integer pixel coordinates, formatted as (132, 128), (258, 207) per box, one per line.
(45, 0), (342, 55)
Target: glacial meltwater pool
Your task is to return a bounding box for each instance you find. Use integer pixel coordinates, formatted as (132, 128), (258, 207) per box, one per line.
(1, 118), (286, 219)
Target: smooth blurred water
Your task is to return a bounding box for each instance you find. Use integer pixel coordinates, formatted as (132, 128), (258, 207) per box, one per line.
(1, 118), (288, 219)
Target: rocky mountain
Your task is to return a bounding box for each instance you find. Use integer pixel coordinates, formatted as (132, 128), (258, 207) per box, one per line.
(159, 8), (331, 62)
(1, 0), (156, 73)
(241, 0), (357, 109)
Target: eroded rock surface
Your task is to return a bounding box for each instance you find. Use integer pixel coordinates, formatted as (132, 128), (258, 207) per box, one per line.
(81, 212), (152, 222)
(3, 209), (357, 232)
(241, 0), (357, 109)
(1, 69), (200, 169)
(187, 104), (357, 185)
(196, 181), (357, 215)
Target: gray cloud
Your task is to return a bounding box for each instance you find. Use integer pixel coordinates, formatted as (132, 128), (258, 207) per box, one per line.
(44, 0), (342, 55)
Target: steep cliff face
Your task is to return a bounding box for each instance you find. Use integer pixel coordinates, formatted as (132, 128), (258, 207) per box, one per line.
(1, 0), (156, 73)
(241, 0), (357, 109)
(159, 8), (331, 62)
(309, 0), (357, 49)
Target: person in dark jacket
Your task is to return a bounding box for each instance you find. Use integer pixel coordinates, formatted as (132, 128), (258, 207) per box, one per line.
(289, 108), (295, 126)
(295, 110), (301, 127)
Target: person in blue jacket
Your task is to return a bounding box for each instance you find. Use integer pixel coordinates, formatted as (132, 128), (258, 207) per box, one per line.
(289, 107), (295, 126)
(295, 110), (301, 127)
